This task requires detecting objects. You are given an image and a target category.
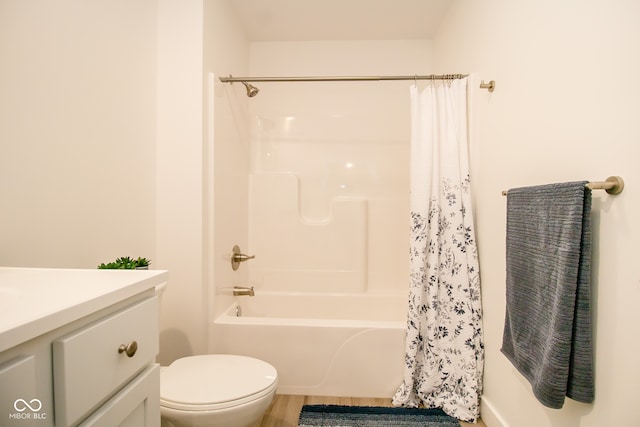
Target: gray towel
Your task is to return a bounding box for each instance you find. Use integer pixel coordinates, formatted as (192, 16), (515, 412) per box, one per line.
(501, 181), (594, 408)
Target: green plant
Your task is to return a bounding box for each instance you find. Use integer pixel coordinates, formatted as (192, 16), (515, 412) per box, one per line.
(134, 257), (151, 268)
(98, 256), (151, 270)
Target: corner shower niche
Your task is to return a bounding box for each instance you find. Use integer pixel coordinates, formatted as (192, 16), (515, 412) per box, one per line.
(249, 173), (367, 292)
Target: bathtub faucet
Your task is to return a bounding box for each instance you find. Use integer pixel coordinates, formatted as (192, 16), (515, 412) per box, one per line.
(233, 286), (255, 296)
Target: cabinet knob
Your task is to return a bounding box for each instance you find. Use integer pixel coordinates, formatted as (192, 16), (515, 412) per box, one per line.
(118, 341), (138, 358)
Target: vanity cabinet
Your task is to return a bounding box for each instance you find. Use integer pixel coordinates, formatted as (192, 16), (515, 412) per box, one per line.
(0, 268), (167, 427)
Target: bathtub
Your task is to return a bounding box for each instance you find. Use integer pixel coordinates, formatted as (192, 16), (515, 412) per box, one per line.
(210, 291), (408, 398)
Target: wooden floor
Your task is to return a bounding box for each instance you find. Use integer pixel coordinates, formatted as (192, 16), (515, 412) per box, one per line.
(250, 394), (487, 427)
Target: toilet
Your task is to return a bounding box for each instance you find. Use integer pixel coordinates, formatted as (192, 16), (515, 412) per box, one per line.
(159, 354), (278, 427)
(156, 286), (278, 427)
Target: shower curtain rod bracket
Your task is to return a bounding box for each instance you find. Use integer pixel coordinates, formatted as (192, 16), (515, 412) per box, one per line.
(479, 80), (495, 92)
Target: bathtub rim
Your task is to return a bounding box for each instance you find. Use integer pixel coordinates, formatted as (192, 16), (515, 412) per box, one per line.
(214, 290), (408, 329)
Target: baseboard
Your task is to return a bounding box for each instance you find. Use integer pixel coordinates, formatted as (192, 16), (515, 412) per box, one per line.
(480, 396), (509, 427)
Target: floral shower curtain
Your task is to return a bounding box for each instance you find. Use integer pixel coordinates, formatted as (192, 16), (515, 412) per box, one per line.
(392, 78), (484, 423)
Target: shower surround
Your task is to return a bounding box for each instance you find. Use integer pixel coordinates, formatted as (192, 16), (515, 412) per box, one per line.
(241, 40), (433, 294)
(211, 40), (434, 396)
(245, 69), (417, 294)
(217, 81), (413, 396)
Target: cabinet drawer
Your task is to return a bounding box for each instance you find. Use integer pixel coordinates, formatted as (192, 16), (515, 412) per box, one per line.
(53, 296), (158, 427)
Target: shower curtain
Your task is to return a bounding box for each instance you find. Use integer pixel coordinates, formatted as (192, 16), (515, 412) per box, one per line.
(393, 78), (484, 423)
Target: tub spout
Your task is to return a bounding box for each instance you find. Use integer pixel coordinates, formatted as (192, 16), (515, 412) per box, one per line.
(233, 286), (255, 296)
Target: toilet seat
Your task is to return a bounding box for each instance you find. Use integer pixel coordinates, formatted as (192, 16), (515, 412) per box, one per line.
(160, 355), (278, 412)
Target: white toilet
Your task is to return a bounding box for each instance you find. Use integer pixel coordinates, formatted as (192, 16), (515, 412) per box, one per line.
(159, 354), (278, 427)
(156, 285), (278, 427)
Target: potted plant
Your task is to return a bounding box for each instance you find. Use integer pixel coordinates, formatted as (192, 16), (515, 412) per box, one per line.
(98, 256), (151, 270)
(133, 257), (151, 270)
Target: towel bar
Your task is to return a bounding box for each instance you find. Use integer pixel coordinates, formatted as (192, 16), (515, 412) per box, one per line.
(502, 176), (624, 196)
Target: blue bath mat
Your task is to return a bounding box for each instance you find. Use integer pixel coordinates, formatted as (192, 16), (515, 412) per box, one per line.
(297, 405), (460, 426)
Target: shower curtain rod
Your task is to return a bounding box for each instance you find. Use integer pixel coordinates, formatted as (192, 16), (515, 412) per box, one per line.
(220, 74), (468, 83)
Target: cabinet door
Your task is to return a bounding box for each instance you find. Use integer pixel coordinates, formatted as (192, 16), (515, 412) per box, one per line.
(0, 356), (43, 427)
(78, 364), (159, 427)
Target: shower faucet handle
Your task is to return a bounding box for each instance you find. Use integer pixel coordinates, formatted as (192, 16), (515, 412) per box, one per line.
(234, 253), (255, 261)
(231, 245), (255, 271)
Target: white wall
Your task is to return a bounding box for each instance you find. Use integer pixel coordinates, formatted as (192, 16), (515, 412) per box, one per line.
(156, 0), (250, 364)
(0, 0), (158, 268)
(154, 0), (252, 364)
(433, 1), (640, 426)
(0, 0), (250, 365)
(156, 0), (207, 363)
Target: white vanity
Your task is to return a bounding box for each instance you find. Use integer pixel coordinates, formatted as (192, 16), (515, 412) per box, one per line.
(0, 267), (168, 427)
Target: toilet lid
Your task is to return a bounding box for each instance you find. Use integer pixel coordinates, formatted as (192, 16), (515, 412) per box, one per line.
(160, 355), (278, 411)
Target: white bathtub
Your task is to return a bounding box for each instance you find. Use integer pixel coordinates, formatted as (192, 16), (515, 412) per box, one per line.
(210, 292), (408, 398)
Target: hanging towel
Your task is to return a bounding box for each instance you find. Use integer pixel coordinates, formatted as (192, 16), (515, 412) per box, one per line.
(501, 181), (594, 409)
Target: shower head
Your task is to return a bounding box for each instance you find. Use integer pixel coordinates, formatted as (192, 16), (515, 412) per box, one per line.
(241, 81), (259, 97)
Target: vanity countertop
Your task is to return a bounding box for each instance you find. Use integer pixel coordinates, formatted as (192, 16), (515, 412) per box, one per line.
(0, 267), (168, 353)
